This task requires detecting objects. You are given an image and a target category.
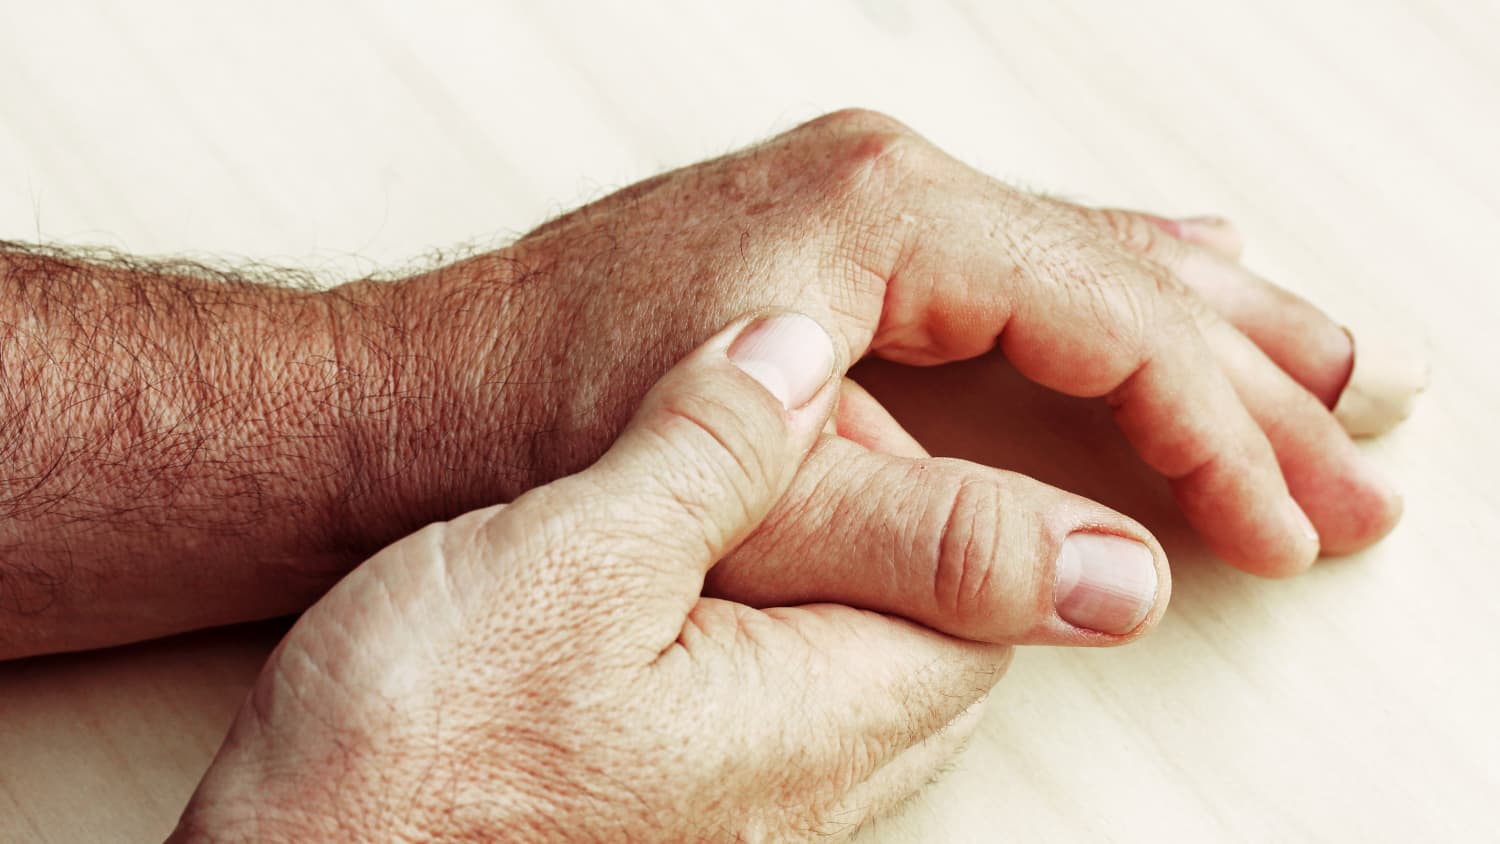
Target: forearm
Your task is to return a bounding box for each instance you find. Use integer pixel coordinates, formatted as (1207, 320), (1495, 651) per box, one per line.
(0, 243), (536, 657)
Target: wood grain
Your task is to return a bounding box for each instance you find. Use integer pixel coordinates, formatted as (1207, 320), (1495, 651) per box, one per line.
(1, 1), (1496, 840)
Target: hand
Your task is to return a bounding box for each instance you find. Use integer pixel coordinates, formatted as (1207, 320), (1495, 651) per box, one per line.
(380, 109), (1400, 644)
(169, 314), (1032, 842)
(0, 108), (1409, 657)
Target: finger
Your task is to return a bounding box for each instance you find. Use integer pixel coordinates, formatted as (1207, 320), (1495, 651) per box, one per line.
(707, 436), (1170, 642)
(1081, 200), (1404, 547)
(1330, 331), (1429, 437)
(1169, 247), (1356, 408)
(492, 311), (839, 629)
(1001, 259), (1318, 576)
(1140, 212), (1245, 260)
(1087, 205), (1419, 536)
(1195, 313), (1404, 554)
(1102, 208), (1429, 436)
(668, 600), (1011, 805)
(835, 377), (928, 458)
(1087, 206), (1358, 408)
(865, 178), (1319, 573)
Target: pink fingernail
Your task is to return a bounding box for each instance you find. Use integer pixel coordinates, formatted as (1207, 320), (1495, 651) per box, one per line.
(728, 313), (835, 410)
(1054, 533), (1158, 635)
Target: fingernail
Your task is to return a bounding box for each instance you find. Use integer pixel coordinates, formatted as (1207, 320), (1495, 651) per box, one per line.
(728, 313), (835, 410)
(1288, 499), (1320, 547)
(1054, 533), (1158, 635)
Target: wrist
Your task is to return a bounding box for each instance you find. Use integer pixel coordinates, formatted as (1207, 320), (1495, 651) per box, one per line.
(313, 251), (550, 555)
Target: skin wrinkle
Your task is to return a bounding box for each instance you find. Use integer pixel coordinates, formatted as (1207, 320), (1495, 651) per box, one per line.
(933, 477), (999, 630)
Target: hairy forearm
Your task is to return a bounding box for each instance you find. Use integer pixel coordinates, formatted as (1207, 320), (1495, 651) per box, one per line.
(0, 243), (537, 657)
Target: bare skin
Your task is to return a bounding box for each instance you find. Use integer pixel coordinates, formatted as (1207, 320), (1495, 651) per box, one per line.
(0, 110), (1399, 660)
(168, 316), (1026, 842)
(3, 108), (1417, 838)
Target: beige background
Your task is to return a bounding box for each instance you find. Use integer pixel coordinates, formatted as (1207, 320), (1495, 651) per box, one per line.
(2, 1), (1497, 841)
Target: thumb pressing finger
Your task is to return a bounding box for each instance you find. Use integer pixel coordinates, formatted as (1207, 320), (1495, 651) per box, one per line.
(553, 311), (840, 620)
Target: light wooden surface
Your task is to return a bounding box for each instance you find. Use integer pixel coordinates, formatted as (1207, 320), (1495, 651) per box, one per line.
(2, 2), (1497, 841)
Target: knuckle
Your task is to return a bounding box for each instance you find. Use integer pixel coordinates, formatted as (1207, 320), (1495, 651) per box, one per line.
(800, 112), (930, 209)
(836, 127), (923, 196)
(776, 110), (940, 302)
(928, 470), (1019, 636)
(1096, 259), (1181, 339)
(1048, 255), (1159, 387)
(1093, 267), (1152, 348)
(1150, 272), (1206, 336)
(1098, 208), (1167, 255)
(803, 107), (915, 138)
(656, 387), (773, 484)
(1086, 257), (1196, 370)
(645, 387), (780, 538)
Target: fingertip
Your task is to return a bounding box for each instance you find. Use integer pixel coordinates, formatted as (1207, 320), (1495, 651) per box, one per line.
(1173, 476), (1320, 579)
(1193, 313), (1405, 563)
(1332, 326), (1430, 438)
(728, 312), (837, 413)
(1306, 453), (1406, 556)
(1222, 286), (1355, 409)
(1035, 497), (1172, 645)
(1053, 532), (1162, 636)
(1239, 499), (1320, 578)
(1319, 493), (1403, 556)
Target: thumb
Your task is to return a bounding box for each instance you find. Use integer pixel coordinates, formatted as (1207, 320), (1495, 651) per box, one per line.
(555, 311), (839, 610)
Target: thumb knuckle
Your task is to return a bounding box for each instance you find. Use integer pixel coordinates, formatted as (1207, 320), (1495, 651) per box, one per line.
(644, 387), (781, 535)
(928, 471), (1035, 639)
